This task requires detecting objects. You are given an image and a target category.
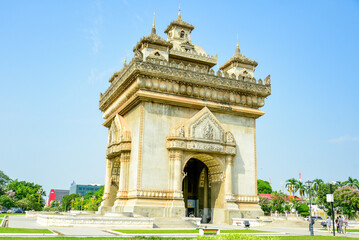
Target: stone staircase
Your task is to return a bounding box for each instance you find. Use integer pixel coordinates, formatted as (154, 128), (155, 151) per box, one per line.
(153, 217), (197, 228)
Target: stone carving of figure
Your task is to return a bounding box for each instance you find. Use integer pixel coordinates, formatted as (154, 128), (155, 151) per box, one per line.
(202, 124), (214, 140)
(177, 127), (185, 137)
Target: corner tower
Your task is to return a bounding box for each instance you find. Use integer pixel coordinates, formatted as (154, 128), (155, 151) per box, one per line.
(98, 12), (271, 225)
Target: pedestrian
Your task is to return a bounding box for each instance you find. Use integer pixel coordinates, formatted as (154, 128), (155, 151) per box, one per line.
(326, 217), (332, 232)
(339, 215), (344, 234)
(336, 216), (339, 233)
(343, 216), (348, 234)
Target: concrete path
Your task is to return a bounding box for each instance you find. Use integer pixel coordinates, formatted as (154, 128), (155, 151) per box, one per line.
(8, 215), (116, 237)
(5, 215), (359, 238)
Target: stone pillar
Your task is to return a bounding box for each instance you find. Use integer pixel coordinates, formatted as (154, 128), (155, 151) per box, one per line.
(169, 150), (183, 199)
(98, 158), (113, 213)
(225, 155), (234, 200)
(102, 158), (112, 202)
(117, 151), (131, 198)
(203, 167), (209, 222)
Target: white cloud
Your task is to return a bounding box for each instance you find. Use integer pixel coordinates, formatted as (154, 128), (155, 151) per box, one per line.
(329, 135), (359, 143)
(84, 0), (103, 54)
(88, 67), (117, 85)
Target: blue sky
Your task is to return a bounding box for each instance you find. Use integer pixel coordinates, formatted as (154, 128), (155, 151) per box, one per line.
(1, 0), (358, 196)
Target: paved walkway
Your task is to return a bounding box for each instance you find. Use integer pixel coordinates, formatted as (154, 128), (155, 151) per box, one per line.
(8, 215), (115, 237)
(5, 215), (359, 238)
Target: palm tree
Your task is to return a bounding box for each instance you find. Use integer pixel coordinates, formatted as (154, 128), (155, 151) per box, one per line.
(344, 177), (359, 189)
(286, 178), (298, 195)
(295, 181), (307, 199)
(312, 178), (324, 198)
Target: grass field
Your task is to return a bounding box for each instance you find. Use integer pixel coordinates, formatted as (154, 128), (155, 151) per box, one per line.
(113, 229), (270, 234)
(0, 236), (357, 240)
(0, 213), (25, 218)
(0, 227), (52, 234)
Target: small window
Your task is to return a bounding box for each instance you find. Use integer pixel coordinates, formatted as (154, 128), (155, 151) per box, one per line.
(154, 51), (160, 56)
(180, 31), (185, 38)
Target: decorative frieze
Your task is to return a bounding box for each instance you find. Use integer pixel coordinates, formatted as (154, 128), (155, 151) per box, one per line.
(234, 195), (259, 203)
(99, 57), (270, 112)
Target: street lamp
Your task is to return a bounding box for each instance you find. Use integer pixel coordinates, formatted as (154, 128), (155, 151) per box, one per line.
(306, 180), (314, 236)
(80, 197), (84, 211)
(37, 189), (43, 204)
(330, 181), (337, 237)
(287, 184), (295, 216)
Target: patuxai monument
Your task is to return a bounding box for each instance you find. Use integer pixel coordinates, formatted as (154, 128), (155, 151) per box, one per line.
(98, 10), (271, 225)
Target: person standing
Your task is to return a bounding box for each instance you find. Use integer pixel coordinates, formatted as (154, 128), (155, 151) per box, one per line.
(343, 216), (348, 234)
(326, 217), (332, 232)
(336, 216), (340, 233)
(339, 216), (344, 234)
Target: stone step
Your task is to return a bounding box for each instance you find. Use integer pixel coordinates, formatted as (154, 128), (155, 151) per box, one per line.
(153, 217), (197, 228)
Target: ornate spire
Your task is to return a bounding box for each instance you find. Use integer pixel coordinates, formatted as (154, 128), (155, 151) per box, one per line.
(178, 3), (181, 19)
(236, 34), (240, 54)
(124, 52), (127, 66)
(151, 12), (156, 34)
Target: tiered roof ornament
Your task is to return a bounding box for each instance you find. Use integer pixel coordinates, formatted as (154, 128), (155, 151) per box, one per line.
(133, 13), (173, 53)
(219, 36), (258, 78)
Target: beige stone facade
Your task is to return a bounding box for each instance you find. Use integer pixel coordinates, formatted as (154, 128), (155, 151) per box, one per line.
(98, 12), (271, 224)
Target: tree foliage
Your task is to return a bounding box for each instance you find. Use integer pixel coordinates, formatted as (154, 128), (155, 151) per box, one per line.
(270, 192), (285, 213)
(334, 186), (359, 219)
(0, 170), (45, 211)
(258, 196), (271, 215)
(257, 179), (272, 194)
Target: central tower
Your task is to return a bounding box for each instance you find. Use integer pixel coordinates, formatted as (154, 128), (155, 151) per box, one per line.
(98, 12), (271, 224)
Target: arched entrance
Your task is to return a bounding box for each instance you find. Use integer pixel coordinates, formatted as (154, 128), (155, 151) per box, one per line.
(166, 107), (238, 224)
(182, 153), (225, 223)
(183, 158), (211, 222)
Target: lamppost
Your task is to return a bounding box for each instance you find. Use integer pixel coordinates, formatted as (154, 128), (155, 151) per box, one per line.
(80, 197), (84, 211)
(37, 189), (43, 204)
(306, 180), (314, 236)
(330, 181), (336, 237)
(287, 184), (294, 216)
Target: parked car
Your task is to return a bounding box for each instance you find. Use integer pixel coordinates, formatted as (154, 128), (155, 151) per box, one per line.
(7, 207), (23, 213)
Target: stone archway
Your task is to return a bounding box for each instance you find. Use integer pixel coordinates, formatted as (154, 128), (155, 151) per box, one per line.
(182, 153), (225, 223)
(166, 107), (239, 224)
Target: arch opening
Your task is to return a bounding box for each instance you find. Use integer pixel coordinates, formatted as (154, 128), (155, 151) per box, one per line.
(182, 154), (224, 223)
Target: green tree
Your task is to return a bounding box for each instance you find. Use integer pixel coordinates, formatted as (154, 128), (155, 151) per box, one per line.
(316, 183), (338, 217)
(270, 192), (285, 213)
(257, 179), (272, 194)
(312, 178), (324, 198)
(0, 195), (14, 209)
(286, 178), (298, 195)
(61, 194), (79, 211)
(296, 203), (310, 217)
(258, 196), (271, 215)
(295, 181), (307, 198)
(343, 177), (359, 189)
(0, 170), (11, 195)
(16, 198), (31, 210)
(334, 186), (359, 219)
(5, 179), (45, 210)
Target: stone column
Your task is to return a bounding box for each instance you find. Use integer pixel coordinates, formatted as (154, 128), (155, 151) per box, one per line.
(117, 152), (131, 198)
(169, 150), (183, 199)
(203, 167), (209, 222)
(225, 155), (234, 200)
(102, 158), (112, 202)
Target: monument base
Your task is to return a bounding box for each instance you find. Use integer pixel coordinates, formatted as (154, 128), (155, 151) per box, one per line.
(112, 198), (186, 218)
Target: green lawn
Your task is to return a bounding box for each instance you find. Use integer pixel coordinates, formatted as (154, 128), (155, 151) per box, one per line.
(271, 237), (359, 240)
(114, 229), (270, 234)
(0, 213), (25, 218)
(0, 236), (357, 240)
(114, 229), (199, 234)
(0, 227), (52, 234)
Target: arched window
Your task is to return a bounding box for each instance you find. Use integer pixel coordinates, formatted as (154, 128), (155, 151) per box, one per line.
(180, 31), (185, 38)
